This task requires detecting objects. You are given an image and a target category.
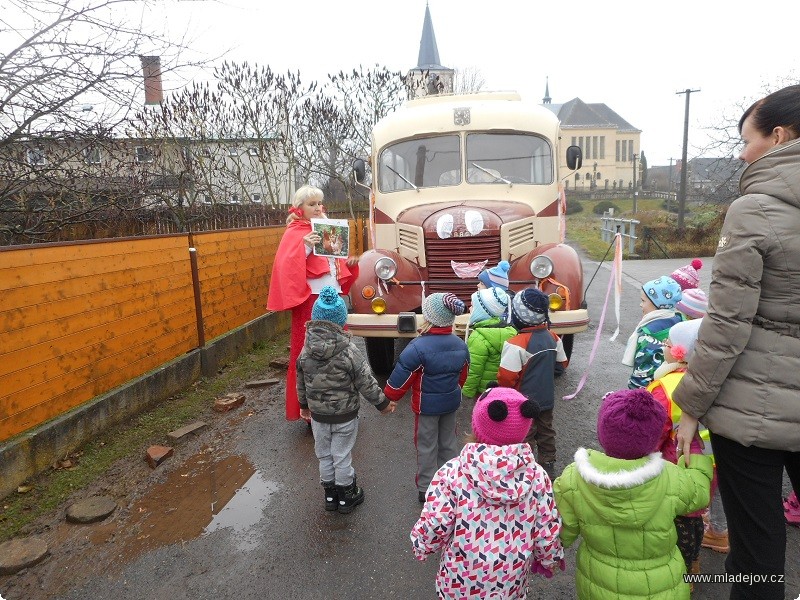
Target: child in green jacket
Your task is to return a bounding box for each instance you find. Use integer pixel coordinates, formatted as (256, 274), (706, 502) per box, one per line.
(462, 287), (516, 400)
(553, 388), (712, 600)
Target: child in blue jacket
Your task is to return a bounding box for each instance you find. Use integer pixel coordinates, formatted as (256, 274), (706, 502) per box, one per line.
(384, 293), (470, 503)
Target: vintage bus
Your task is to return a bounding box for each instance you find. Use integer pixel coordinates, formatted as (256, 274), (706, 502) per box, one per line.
(349, 91), (588, 374)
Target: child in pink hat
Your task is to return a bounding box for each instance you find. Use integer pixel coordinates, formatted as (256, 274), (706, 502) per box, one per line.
(411, 385), (564, 599)
(670, 258), (703, 290)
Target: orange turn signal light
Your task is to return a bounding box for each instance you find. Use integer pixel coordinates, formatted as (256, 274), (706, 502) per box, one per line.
(361, 285), (376, 300)
(548, 293), (564, 311)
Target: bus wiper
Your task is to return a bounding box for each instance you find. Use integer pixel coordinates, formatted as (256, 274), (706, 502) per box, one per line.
(471, 162), (511, 185)
(386, 165), (419, 191)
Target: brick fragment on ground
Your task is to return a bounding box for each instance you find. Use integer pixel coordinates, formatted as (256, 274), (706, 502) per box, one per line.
(244, 378), (280, 388)
(145, 445), (174, 468)
(65, 495), (117, 524)
(213, 392), (246, 412)
(0, 537), (49, 575)
(167, 421), (207, 440)
(269, 357), (290, 370)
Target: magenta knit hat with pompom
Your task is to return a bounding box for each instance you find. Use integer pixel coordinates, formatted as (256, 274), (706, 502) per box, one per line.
(670, 259), (703, 291)
(472, 385), (540, 446)
(596, 389), (667, 459)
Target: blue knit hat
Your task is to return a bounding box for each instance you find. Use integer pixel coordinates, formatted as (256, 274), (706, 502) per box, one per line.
(311, 286), (347, 327)
(509, 288), (550, 329)
(478, 260), (511, 290)
(642, 276), (682, 310)
(470, 287), (510, 324)
(422, 292), (466, 327)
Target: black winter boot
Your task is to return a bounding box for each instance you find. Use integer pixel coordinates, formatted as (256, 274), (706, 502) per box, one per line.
(336, 476), (364, 514)
(322, 481), (338, 512)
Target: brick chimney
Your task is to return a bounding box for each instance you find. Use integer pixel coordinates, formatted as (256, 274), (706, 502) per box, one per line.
(140, 55), (163, 105)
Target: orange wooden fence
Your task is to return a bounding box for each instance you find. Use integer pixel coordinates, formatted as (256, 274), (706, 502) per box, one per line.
(0, 217), (368, 442)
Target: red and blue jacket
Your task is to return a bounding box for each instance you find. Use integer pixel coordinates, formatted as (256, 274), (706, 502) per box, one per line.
(384, 327), (470, 416)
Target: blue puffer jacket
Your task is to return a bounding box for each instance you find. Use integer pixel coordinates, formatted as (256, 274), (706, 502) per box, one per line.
(384, 327), (470, 415)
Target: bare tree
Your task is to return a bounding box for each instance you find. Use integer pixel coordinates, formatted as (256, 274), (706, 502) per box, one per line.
(453, 67), (486, 94)
(0, 0), (198, 243)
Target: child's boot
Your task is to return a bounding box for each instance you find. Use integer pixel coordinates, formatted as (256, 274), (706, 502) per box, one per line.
(701, 528), (729, 553)
(337, 476), (364, 514)
(322, 481), (338, 512)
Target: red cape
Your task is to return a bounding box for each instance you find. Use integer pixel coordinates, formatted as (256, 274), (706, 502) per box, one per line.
(266, 219), (358, 311)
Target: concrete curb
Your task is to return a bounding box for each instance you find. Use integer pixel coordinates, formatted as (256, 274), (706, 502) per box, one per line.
(0, 310), (291, 500)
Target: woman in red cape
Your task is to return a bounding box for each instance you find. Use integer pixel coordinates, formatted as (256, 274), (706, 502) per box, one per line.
(266, 185), (359, 422)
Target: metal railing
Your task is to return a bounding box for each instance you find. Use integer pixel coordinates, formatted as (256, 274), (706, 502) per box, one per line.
(600, 211), (640, 255)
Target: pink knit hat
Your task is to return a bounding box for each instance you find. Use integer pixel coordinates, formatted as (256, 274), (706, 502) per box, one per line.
(675, 288), (708, 319)
(472, 385), (539, 446)
(670, 259), (703, 291)
(596, 389), (667, 460)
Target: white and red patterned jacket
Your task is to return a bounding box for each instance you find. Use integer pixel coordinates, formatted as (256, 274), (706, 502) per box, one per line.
(410, 442), (564, 599)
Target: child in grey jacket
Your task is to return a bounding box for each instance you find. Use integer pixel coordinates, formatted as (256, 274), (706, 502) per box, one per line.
(297, 286), (395, 514)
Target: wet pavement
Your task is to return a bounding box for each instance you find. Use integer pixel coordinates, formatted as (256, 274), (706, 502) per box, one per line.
(1, 252), (798, 600)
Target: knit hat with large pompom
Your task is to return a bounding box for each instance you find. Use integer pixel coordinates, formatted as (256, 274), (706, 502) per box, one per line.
(670, 259), (703, 291)
(422, 292), (466, 327)
(311, 286), (347, 327)
(478, 260), (511, 290)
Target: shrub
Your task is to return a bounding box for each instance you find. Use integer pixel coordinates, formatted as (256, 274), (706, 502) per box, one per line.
(593, 200), (619, 215)
(565, 198), (584, 214)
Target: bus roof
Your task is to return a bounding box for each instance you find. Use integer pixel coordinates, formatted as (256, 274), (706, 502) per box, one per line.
(373, 92), (561, 148)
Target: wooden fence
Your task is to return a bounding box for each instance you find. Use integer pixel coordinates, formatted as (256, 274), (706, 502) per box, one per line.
(0, 217), (368, 442)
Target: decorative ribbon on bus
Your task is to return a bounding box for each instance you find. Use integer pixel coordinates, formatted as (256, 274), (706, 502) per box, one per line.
(451, 259), (488, 278)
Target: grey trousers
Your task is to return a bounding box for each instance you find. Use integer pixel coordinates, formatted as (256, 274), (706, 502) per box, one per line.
(311, 418), (358, 487)
(415, 411), (458, 493)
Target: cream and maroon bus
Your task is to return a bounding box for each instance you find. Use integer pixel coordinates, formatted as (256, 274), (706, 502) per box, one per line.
(349, 91), (587, 373)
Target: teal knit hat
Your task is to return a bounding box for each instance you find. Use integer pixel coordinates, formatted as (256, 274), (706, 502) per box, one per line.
(311, 286), (347, 327)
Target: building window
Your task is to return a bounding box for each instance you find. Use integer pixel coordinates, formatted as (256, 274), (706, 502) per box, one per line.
(600, 136), (605, 159)
(201, 148), (212, 157)
(83, 147), (102, 164)
(202, 194), (212, 204)
(596, 172), (602, 180)
(615, 141), (620, 162)
(230, 193), (239, 203)
(247, 147), (258, 157)
(228, 147), (239, 157)
(252, 193), (262, 203)
(571, 136), (577, 147)
(574, 173), (580, 183)
(27, 147), (46, 166)
(578, 137), (584, 159)
(592, 136), (598, 160)
(135, 146), (153, 163)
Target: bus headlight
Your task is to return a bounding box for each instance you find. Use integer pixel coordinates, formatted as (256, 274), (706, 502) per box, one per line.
(374, 257), (397, 281)
(530, 256), (554, 279)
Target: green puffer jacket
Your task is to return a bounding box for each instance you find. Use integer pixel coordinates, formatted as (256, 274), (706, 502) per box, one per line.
(462, 318), (517, 398)
(297, 320), (389, 423)
(553, 448), (712, 600)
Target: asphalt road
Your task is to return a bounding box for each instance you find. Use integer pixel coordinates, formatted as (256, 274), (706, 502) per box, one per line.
(6, 253), (799, 600)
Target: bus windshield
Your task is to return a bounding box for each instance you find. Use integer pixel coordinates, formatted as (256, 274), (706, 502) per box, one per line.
(466, 133), (553, 185)
(379, 135), (460, 192)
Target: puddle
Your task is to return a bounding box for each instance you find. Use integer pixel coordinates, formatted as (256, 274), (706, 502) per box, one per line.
(115, 451), (278, 559)
(204, 471), (278, 551)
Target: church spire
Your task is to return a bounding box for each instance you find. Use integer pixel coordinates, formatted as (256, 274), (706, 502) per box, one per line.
(543, 76), (552, 104)
(416, 2), (443, 69)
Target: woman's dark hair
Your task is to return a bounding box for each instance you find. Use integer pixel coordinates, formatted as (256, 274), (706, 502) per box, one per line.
(738, 84), (800, 138)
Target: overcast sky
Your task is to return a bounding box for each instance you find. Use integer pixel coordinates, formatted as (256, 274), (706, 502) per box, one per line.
(145, 0), (797, 167)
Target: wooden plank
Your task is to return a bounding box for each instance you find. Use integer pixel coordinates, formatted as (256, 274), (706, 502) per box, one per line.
(0, 285), (194, 355)
(0, 299), (197, 383)
(0, 338), (195, 441)
(0, 236), (189, 269)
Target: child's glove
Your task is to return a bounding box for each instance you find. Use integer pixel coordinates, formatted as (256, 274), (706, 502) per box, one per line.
(531, 559), (566, 578)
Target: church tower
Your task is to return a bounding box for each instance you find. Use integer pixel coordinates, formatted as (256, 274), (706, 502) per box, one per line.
(406, 3), (454, 99)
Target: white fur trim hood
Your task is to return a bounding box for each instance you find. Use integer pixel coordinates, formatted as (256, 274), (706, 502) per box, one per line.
(574, 448), (665, 489)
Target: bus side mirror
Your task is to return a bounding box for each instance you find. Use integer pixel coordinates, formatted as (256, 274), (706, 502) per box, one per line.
(353, 158), (366, 184)
(566, 145), (582, 171)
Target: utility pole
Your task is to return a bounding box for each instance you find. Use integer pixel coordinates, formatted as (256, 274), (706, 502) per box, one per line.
(676, 88), (700, 231)
(631, 153), (638, 213)
(667, 157), (674, 212)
